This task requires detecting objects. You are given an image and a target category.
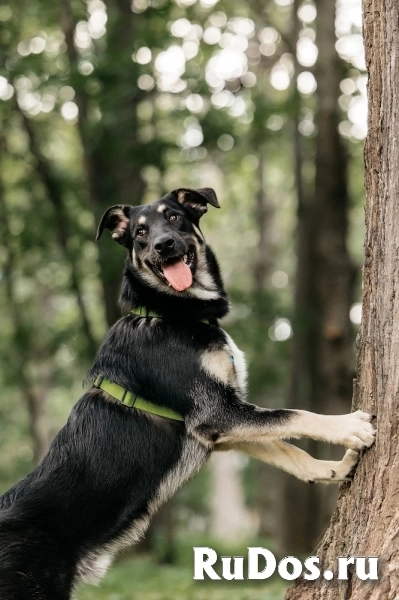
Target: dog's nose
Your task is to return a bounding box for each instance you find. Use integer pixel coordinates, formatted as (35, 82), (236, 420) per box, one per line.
(154, 235), (175, 254)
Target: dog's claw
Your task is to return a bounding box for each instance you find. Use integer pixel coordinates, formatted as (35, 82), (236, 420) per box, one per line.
(309, 449), (360, 483)
(347, 466), (356, 480)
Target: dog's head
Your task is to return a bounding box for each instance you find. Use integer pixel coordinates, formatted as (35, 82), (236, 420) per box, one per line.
(96, 188), (229, 319)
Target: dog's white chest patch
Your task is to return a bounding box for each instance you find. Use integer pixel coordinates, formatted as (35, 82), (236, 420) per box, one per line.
(76, 552), (113, 586)
(75, 439), (208, 588)
(222, 331), (247, 396)
(199, 331), (247, 397)
(75, 515), (151, 586)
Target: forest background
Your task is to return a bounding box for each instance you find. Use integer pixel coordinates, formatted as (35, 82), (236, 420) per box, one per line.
(0, 0), (368, 598)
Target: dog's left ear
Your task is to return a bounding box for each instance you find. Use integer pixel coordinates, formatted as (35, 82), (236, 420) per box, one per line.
(173, 187), (220, 218)
(96, 205), (132, 245)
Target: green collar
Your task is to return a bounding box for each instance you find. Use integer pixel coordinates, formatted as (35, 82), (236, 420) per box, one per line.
(130, 308), (213, 325)
(93, 309), (214, 421)
(132, 308), (160, 318)
(94, 376), (184, 422)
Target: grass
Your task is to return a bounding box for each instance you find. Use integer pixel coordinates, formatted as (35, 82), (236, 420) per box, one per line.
(77, 554), (288, 600)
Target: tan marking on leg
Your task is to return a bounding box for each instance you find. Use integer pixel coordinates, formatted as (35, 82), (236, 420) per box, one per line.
(216, 409), (376, 450)
(216, 440), (360, 483)
(285, 410), (376, 450)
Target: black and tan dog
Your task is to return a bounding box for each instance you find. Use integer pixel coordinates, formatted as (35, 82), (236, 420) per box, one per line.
(0, 187), (375, 599)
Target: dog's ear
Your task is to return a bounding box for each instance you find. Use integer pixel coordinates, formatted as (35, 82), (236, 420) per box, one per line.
(173, 187), (220, 218)
(96, 205), (132, 245)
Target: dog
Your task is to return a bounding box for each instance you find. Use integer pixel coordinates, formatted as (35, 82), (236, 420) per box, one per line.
(0, 187), (376, 599)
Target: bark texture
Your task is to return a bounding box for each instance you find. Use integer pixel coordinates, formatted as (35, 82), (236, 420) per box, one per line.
(286, 0), (399, 597)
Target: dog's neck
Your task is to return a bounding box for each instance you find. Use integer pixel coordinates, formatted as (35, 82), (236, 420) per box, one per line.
(119, 253), (230, 322)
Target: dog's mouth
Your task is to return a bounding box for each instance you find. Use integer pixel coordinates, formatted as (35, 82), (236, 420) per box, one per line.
(152, 250), (195, 292)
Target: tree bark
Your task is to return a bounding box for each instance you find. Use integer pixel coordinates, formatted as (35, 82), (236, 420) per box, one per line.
(281, 0), (355, 554)
(286, 0), (399, 597)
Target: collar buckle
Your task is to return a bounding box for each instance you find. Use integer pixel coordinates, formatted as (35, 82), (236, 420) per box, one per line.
(94, 375), (104, 388)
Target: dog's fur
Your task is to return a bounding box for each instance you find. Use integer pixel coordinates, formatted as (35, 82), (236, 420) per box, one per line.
(0, 187), (375, 599)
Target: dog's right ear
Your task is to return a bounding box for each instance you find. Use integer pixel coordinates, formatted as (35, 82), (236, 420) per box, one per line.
(96, 205), (132, 245)
(173, 187), (220, 219)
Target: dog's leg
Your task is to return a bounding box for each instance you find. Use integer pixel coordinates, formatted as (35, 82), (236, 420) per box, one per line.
(216, 439), (360, 483)
(195, 405), (376, 451)
(268, 409), (376, 450)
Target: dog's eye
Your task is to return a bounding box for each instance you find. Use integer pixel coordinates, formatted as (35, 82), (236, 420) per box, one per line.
(136, 227), (146, 237)
(168, 214), (180, 222)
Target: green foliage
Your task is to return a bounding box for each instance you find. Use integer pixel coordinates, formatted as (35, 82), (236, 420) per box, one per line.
(77, 553), (287, 600)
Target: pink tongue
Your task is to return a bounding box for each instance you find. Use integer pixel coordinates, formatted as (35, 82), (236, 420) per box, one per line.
(162, 259), (193, 292)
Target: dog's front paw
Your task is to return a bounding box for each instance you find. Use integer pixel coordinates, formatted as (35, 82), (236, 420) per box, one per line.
(311, 449), (360, 483)
(331, 449), (360, 481)
(329, 411), (376, 450)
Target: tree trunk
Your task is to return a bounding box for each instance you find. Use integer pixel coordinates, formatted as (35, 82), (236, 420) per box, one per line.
(60, 0), (145, 326)
(281, 0), (354, 554)
(250, 146), (284, 540)
(209, 452), (253, 542)
(286, 0), (399, 597)
(17, 108), (97, 358)
(312, 0), (354, 417)
(253, 152), (274, 294)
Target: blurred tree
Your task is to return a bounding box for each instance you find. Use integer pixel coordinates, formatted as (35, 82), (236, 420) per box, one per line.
(286, 0), (399, 596)
(0, 135), (49, 462)
(60, 0), (151, 325)
(16, 105), (97, 356)
(281, 0), (355, 554)
(209, 452), (253, 541)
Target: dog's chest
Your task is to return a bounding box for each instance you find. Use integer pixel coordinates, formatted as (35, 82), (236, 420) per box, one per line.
(223, 331), (247, 396)
(200, 329), (247, 397)
(75, 437), (209, 587)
